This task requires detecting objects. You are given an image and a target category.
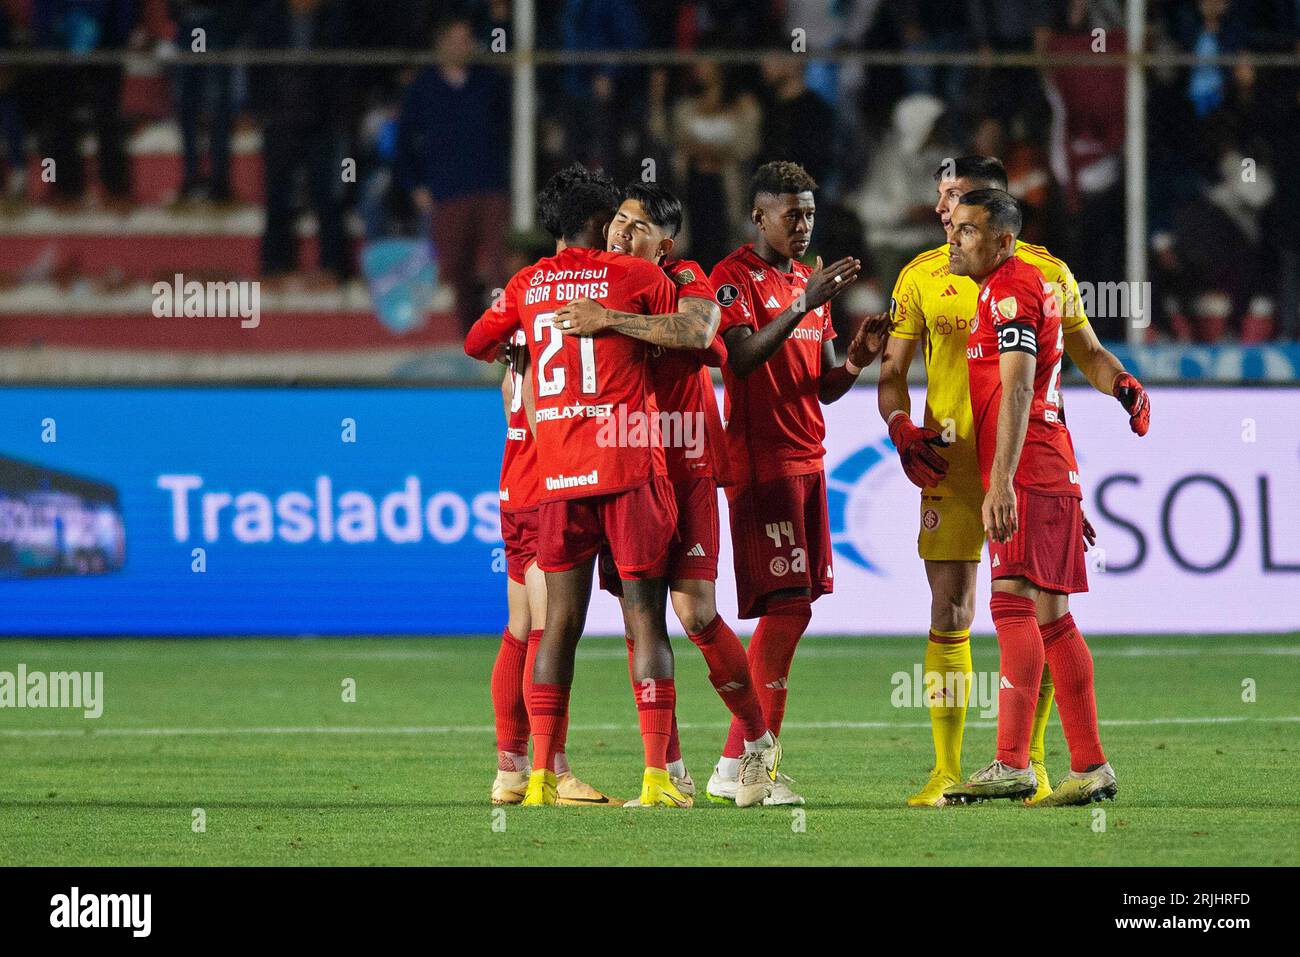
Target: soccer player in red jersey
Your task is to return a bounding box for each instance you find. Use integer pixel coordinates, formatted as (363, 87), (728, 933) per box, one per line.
(941, 189), (1118, 806)
(466, 176), (695, 808)
(484, 164), (626, 807)
(704, 161), (891, 805)
(555, 182), (781, 807)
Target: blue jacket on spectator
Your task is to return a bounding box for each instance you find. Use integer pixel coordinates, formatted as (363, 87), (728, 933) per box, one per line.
(559, 0), (645, 99)
(33, 0), (137, 51)
(395, 65), (510, 203)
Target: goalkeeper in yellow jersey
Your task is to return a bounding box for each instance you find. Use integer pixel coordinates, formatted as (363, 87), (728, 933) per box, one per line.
(877, 155), (1151, 807)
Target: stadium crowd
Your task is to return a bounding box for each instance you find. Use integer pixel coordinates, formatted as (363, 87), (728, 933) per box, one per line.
(0, 0), (1294, 342)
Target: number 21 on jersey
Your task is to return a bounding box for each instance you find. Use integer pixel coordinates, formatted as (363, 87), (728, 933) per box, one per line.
(533, 312), (597, 398)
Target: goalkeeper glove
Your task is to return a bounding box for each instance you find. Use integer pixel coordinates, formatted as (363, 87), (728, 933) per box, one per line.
(1112, 373), (1150, 436)
(887, 412), (950, 489)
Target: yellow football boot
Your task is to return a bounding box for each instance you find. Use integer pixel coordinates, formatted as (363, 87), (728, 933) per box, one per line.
(555, 772), (622, 807)
(634, 767), (693, 808)
(1023, 759), (1054, 806)
(521, 769), (558, 806)
(1033, 763), (1118, 807)
(907, 768), (960, 807)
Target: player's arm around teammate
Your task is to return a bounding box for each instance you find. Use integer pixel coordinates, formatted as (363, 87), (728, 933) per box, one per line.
(555, 183), (783, 807)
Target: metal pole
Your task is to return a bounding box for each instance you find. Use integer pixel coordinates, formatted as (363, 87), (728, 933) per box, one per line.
(1125, 0), (1148, 345)
(511, 0), (536, 233)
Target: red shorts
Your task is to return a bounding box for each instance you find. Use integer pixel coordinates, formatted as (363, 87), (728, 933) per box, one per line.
(726, 470), (833, 619)
(987, 489), (1089, 594)
(500, 507), (538, 585)
(599, 475), (719, 594)
(538, 475), (678, 579)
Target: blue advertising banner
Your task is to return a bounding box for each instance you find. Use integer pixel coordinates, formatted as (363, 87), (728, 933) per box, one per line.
(3, 386), (1297, 636)
(0, 388), (504, 635)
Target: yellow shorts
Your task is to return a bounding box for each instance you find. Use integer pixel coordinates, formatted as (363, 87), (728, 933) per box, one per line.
(917, 489), (985, 563)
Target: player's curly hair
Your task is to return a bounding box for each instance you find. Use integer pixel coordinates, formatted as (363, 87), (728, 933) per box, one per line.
(554, 181), (621, 243)
(748, 161), (818, 207)
(537, 163), (617, 240)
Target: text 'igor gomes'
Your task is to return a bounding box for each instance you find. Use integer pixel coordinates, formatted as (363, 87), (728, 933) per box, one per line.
(157, 475), (499, 545)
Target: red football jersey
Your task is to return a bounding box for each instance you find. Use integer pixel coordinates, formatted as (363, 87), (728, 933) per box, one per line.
(709, 244), (835, 486)
(466, 246), (677, 501)
(965, 255), (1081, 497)
(498, 327), (540, 513)
(649, 259), (727, 484)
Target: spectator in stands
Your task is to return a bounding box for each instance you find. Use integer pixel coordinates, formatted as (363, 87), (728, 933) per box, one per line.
(1042, 4), (1127, 335)
(970, 113), (1055, 246)
(1172, 0), (1248, 118)
(1154, 147), (1276, 342)
(0, 5), (28, 201)
(554, 0), (646, 177)
(32, 0), (138, 210)
(670, 60), (760, 269)
(396, 15), (509, 334)
(758, 54), (834, 189)
(848, 91), (949, 286)
(170, 1), (248, 205)
(251, 0), (353, 287)
(898, 0), (971, 127)
(966, 0), (1052, 129)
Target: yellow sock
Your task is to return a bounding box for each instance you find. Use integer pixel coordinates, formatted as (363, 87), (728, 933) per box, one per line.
(925, 629), (972, 779)
(1029, 663), (1055, 765)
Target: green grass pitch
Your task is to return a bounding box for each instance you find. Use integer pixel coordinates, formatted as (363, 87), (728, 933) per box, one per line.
(1, 633), (1297, 866)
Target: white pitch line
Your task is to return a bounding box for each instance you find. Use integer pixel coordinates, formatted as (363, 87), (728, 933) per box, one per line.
(2, 714), (1297, 738)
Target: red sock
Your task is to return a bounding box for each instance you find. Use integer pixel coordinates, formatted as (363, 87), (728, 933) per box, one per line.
(627, 636), (682, 766)
(990, 592), (1044, 769)
(722, 597), (810, 758)
(491, 629), (530, 758)
(689, 615), (766, 742)
(1041, 612), (1106, 771)
(529, 683), (570, 773)
(522, 628), (542, 722)
(635, 678), (676, 770)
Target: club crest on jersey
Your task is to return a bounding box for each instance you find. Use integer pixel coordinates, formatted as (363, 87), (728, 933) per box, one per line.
(996, 296), (1018, 320)
(716, 283), (740, 307)
(673, 268), (696, 285)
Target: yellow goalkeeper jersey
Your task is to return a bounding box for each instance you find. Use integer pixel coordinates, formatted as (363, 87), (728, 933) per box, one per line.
(889, 241), (1091, 507)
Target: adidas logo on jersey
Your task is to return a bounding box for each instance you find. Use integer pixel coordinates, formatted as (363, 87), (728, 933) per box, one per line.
(999, 675), (1014, 689)
(991, 554), (1001, 568)
(765, 295), (781, 309)
(940, 284), (959, 297)
(685, 543), (706, 557)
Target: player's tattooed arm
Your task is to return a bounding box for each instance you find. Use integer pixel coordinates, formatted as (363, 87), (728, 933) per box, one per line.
(983, 349), (1035, 543)
(725, 256), (862, 378)
(553, 297), (718, 351)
